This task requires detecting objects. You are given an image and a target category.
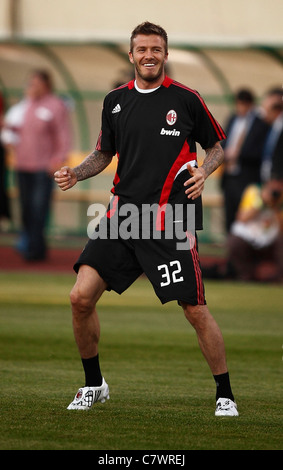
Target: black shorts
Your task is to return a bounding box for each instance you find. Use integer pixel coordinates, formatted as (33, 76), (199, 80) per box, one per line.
(74, 215), (206, 306)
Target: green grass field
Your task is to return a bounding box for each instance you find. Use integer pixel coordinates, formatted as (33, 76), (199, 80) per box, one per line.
(0, 271), (282, 450)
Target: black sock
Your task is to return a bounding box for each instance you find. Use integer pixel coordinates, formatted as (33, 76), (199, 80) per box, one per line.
(81, 354), (103, 387)
(213, 372), (234, 401)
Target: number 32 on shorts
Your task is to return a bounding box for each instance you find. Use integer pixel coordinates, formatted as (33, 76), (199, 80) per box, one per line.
(157, 260), (184, 287)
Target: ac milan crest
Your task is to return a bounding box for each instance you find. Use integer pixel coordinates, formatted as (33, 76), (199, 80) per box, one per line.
(166, 109), (177, 126)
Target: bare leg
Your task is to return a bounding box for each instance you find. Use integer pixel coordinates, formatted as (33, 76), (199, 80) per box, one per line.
(70, 265), (107, 358)
(181, 303), (227, 375)
(66, 265), (110, 409)
(177, 302), (238, 415)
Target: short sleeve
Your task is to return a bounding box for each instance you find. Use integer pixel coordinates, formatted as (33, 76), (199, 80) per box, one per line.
(190, 92), (226, 149)
(95, 97), (116, 155)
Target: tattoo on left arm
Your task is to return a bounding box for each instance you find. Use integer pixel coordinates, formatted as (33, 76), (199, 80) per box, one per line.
(201, 142), (224, 179)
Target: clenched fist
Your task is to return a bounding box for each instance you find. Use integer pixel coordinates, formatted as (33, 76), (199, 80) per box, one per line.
(54, 166), (78, 191)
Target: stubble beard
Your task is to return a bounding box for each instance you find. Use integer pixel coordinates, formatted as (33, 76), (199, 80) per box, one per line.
(135, 61), (165, 84)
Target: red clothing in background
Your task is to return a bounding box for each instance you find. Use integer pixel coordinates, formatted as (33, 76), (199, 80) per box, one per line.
(15, 93), (71, 172)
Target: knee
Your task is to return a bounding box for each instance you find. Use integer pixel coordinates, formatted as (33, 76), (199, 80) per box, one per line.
(70, 284), (94, 315)
(181, 302), (208, 330)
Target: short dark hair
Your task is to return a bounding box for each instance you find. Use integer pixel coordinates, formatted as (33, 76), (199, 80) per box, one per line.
(235, 89), (255, 104)
(30, 69), (53, 91)
(266, 87), (283, 97)
(130, 21), (168, 53)
(266, 87), (283, 112)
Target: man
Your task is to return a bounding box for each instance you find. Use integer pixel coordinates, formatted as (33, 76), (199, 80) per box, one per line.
(260, 88), (283, 279)
(261, 87), (283, 183)
(55, 22), (238, 416)
(3, 69), (71, 260)
(228, 178), (283, 281)
(221, 89), (269, 232)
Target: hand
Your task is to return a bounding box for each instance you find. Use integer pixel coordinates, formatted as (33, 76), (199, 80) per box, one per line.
(184, 164), (206, 200)
(54, 166), (77, 191)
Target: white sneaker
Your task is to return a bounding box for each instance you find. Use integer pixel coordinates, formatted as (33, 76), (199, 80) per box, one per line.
(67, 378), (110, 410)
(215, 398), (239, 416)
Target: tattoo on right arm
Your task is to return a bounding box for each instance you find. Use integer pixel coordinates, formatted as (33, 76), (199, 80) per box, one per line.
(74, 150), (113, 181)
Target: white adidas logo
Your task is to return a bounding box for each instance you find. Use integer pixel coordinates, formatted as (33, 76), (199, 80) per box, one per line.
(112, 104), (121, 114)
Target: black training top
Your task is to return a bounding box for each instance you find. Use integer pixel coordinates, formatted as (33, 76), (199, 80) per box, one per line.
(96, 76), (226, 230)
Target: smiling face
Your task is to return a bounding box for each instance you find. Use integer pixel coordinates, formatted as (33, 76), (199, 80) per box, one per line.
(129, 34), (168, 89)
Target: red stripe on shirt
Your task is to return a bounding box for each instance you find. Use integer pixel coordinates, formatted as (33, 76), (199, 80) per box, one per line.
(156, 140), (196, 231)
(109, 82), (131, 93)
(108, 153), (120, 218)
(171, 80), (226, 141)
(107, 194), (119, 218)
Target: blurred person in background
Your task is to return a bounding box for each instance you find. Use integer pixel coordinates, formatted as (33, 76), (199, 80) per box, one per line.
(0, 92), (11, 229)
(259, 87), (283, 280)
(2, 70), (71, 260)
(221, 89), (269, 232)
(260, 87), (283, 183)
(227, 178), (283, 282)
